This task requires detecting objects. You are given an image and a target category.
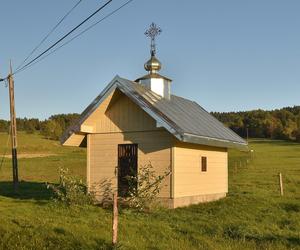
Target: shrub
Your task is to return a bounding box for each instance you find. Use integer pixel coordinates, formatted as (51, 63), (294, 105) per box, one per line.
(96, 179), (114, 208)
(295, 129), (300, 142)
(126, 162), (170, 212)
(47, 166), (94, 206)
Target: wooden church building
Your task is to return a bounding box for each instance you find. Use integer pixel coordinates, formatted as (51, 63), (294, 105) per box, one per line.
(61, 24), (247, 208)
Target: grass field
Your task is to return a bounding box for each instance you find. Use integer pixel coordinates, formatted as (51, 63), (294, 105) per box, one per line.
(0, 132), (299, 249)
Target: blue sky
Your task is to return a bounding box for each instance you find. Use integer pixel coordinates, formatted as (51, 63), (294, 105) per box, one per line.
(0, 0), (299, 120)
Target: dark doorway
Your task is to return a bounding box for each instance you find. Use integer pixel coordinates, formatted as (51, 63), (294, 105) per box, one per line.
(118, 144), (138, 197)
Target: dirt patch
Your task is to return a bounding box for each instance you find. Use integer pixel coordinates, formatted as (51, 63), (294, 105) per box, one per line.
(1, 153), (57, 159)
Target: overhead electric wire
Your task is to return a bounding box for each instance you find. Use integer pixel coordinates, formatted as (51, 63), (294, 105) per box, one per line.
(15, 0), (84, 71)
(13, 0), (113, 76)
(13, 0), (134, 76)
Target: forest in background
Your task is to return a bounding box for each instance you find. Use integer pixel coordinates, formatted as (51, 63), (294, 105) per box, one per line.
(0, 114), (80, 140)
(212, 106), (300, 142)
(0, 106), (299, 142)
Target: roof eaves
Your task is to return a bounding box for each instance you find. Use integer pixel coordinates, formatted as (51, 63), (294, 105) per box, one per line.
(135, 73), (172, 82)
(60, 75), (120, 144)
(61, 75), (248, 151)
(192, 100), (247, 144)
(182, 132), (249, 151)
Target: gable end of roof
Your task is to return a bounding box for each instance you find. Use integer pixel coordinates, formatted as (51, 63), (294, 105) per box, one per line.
(61, 75), (248, 151)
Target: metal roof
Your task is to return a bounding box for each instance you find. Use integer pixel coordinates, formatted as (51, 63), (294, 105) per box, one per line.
(61, 75), (248, 150)
(135, 73), (172, 82)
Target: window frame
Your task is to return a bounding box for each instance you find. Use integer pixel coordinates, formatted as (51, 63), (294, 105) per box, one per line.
(200, 156), (207, 172)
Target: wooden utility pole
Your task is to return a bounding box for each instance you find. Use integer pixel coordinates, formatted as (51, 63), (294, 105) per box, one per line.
(112, 191), (118, 246)
(8, 61), (19, 191)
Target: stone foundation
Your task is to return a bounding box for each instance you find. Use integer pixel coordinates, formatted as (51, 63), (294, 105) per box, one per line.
(159, 192), (227, 209)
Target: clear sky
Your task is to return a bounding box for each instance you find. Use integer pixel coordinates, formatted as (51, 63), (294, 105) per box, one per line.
(0, 0), (299, 120)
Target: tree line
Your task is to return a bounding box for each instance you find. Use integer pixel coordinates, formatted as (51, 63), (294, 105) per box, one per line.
(0, 114), (80, 140)
(212, 106), (300, 142)
(0, 106), (299, 142)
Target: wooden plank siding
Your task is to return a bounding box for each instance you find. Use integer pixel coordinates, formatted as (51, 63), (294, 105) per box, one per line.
(83, 89), (158, 133)
(63, 133), (85, 147)
(82, 89), (228, 206)
(173, 142), (228, 198)
(85, 91), (173, 199)
(87, 134), (91, 188)
(89, 131), (172, 198)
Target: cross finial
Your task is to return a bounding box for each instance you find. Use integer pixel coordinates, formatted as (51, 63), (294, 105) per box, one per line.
(145, 23), (162, 57)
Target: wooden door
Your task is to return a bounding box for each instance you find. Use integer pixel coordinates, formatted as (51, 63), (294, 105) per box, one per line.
(118, 144), (138, 197)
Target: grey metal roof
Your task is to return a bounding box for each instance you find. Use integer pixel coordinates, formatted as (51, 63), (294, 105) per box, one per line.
(61, 75), (248, 150)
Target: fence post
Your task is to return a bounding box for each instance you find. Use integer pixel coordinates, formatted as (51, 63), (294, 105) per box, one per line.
(279, 173), (283, 196)
(112, 191), (118, 246)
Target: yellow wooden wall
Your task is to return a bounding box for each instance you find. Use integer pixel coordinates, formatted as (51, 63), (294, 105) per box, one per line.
(88, 131), (172, 198)
(84, 89), (228, 202)
(85, 90), (172, 198)
(83, 89), (158, 133)
(173, 142), (228, 198)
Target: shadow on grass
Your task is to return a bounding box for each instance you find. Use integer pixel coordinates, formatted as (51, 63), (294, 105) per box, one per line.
(95, 239), (119, 250)
(0, 181), (53, 202)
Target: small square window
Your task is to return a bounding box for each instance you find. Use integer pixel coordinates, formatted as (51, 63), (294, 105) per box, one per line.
(201, 156), (207, 172)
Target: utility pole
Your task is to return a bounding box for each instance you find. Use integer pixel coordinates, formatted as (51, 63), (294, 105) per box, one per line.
(8, 61), (19, 192)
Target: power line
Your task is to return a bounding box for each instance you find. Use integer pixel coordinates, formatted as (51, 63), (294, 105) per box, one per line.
(13, 0), (113, 75)
(14, 0), (134, 76)
(15, 0), (84, 71)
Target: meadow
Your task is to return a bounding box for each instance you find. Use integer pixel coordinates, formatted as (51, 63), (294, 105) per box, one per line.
(0, 132), (299, 250)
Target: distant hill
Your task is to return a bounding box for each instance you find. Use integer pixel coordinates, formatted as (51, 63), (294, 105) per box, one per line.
(212, 106), (300, 142)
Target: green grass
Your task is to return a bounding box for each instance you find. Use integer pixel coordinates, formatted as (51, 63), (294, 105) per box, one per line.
(0, 133), (299, 249)
(0, 132), (86, 182)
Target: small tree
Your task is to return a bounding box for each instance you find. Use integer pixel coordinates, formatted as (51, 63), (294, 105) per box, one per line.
(47, 166), (94, 206)
(126, 162), (170, 211)
(41, 120), (63, 140)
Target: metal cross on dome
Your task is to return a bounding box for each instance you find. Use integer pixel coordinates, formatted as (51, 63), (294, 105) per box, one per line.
(145, 23), (162, 57)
